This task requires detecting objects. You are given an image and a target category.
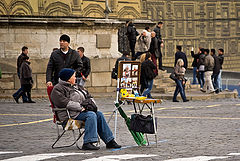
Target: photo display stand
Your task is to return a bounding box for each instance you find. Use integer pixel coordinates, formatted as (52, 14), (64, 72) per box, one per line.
(118, 61), (141, 95)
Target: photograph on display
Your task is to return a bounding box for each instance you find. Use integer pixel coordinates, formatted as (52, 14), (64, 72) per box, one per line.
(122, 64), (131, 78)
(131, 65), (138, 76)
(126, 78), (132, 88)
(120, 78), (127, 88)
(131, 78), (138, 88)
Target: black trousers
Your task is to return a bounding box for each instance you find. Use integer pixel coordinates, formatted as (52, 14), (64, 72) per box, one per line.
(129, 40), (136, 60)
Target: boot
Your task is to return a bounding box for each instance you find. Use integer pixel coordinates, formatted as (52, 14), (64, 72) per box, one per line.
(106, 139), (121, 149)
(27, 92), (36, 103)
(12, 91), (24, 103)
(82, 143), (100, 150)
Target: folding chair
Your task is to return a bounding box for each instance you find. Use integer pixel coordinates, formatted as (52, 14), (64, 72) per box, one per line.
(47, 86), (85, 149)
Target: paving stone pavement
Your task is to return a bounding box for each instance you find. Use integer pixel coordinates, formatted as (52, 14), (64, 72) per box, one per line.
(0, 98), (240, 161)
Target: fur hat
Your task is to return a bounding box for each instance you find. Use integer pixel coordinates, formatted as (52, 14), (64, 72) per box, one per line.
(59, 34), (70, 43)
(59, 68), (75, 81)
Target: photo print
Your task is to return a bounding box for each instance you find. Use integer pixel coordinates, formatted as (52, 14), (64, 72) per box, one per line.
(120, 77), (127, 88)
(131, 65), (138, 76)
(132, 78), (138, 88)
(123, 64), (131, 78)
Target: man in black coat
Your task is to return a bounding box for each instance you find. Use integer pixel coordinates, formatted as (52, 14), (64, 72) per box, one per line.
(175, 45), (188, 69)
(46, 34), (83, 87)
(210, 49), (220, 93)
(12, 46), (29, 103)
(126, 21), (139, 60)
(153, 21), (164, 70)
(217, 48), (224, 92)
(76, 47), (91, 86)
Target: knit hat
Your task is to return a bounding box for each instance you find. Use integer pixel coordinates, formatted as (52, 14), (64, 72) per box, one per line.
(59, 34), (70, 43)
(59, 68), (75, 81)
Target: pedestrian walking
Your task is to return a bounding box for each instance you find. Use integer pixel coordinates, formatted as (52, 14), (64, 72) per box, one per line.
(51, 68), (121, 150)
(175, 45), (188, 69)
(76, 47), (90, 87)
(191, 47), (200, 84)
(172, 59), (189, 102)
(197, 48), (205, 89)
(210, 49), (220, 93)
(126, 21), (139, 60)
(153, 21), (164, 70)
(140, 53), (157, 98)
(12, 46), (29, 103)
(46, 34), (83, 87)
(201, 49), (215, 94)
(16, 56), (35, 103)
(218, 48), (224, 92)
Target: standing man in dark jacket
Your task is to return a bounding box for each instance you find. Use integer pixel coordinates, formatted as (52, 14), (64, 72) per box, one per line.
(46, 34), (83, 87)
(76, 47), (90, 87)
(153, 21), (164, 70)
(175, 45), (188, 69)
(217, 48), (224, 92)
(149, 32), (159, 76)
(126, 21), (139, 60)
(210, 49), (220, 93)
(12, 46), (29, 103)
(191, 47), (200, 84)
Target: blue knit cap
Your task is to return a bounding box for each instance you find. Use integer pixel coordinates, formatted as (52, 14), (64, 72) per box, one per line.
(59, 68), (75, 81)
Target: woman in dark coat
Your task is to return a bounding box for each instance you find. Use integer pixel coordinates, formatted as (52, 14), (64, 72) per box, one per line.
(15, 56), (35, 103)
(140, 53), (156, 98)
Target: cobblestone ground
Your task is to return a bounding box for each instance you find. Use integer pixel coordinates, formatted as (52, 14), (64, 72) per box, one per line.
(0, 98), (240, 161)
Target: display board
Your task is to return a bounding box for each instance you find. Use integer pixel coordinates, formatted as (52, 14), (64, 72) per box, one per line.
(118, 61), (141, 90)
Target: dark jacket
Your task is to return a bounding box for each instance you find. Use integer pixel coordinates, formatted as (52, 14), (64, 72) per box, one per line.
(191, 51), (199, 67)
(126, 23), (139, 41)
(197, 53), (205, 69)
(20, 61), (33, 85)
(212, 54), (220, 75)
(153, 26), (162, 43)
(17, 53), (28, 78)
(46, 48), (83, 85)
(79, 55), (91, 78)
(175, 51), (188, 69)
(218, 54), (224, 69)
(149, 37), (160, 57)
(140, 59), (156, 86)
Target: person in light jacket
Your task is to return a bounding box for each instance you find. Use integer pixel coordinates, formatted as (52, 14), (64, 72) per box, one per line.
(172, 59), (189, 102)
(51, 68), (121, 150)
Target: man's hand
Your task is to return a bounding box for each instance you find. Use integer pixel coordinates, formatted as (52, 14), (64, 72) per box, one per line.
(46, 81), (53, 87)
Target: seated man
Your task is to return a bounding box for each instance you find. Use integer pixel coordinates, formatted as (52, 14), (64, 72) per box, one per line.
(51, 68), (121, 150)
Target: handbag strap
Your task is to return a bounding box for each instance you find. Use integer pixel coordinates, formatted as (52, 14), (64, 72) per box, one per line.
(78, 87), (87, 99)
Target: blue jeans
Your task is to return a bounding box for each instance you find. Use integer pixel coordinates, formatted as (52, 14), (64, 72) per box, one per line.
(13, 87), (28, 102)
(143, 79), (153, 98)
(192, 67), (198, 84)
(199, 71), (205, 88)
(218, 70), (222, 90)
(75, 111), (114, 144)
(212, 73), (219, 90)
(173, 79), (187, 101)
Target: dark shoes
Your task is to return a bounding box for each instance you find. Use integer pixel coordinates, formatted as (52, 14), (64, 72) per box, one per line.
(27, 100), (36, 103)
(159, 68), (165, 71)
(200, 88), (206, 93)
(173, 100), (179, 102)
(82, 143), (100, 150)
(106, 139), (121, 149)
(183, 99), (189, 102)
(12, 95), (19, 104)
